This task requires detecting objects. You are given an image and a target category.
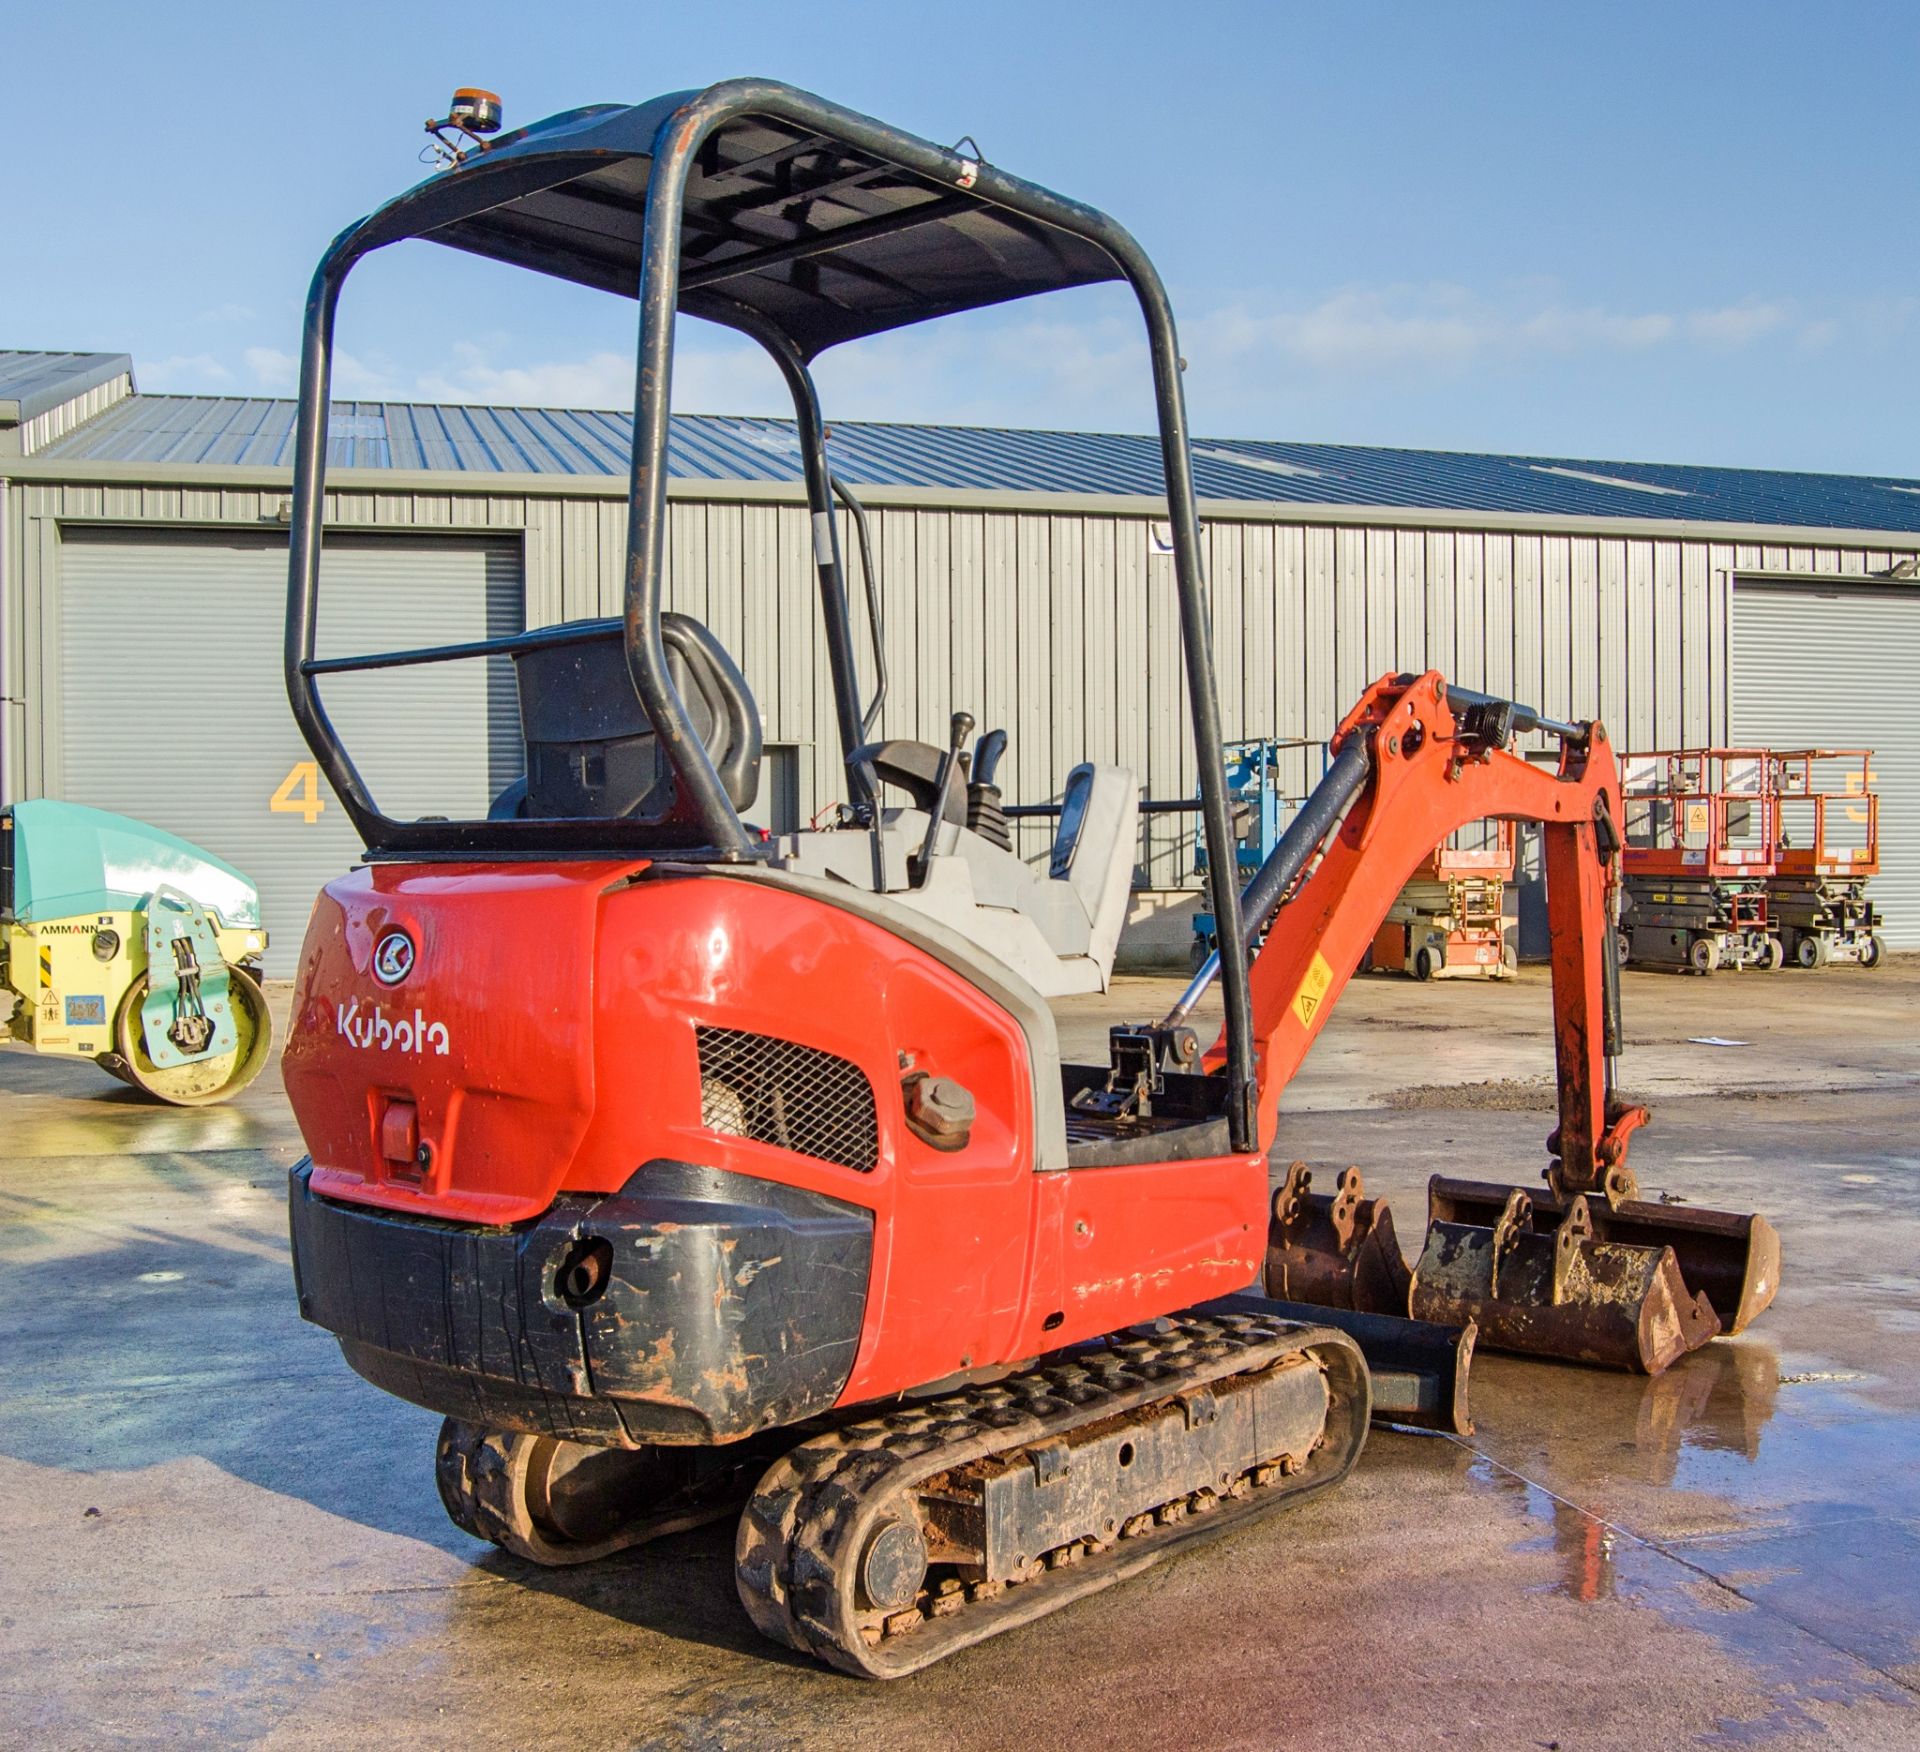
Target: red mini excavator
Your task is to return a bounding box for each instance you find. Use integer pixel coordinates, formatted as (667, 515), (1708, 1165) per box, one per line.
(281, 80), (1780, 1676)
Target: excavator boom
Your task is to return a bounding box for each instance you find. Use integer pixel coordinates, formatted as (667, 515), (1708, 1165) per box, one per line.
(1188, 671), (1779, 1373)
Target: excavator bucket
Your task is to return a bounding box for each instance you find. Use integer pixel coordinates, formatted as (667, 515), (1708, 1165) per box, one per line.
(1422, 1175), (1780, 1338)
(1264, 1161), (1413, 1316)
(1409, 1181), (1774, 1373)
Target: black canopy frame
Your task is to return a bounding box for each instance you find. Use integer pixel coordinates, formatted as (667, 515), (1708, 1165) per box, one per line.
(283, 78), (1259, 1145)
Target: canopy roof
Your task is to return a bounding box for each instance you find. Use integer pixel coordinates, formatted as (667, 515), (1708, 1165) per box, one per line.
(346, 88), (1124, 360)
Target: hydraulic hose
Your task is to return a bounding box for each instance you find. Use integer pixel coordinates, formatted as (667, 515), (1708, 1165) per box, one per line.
(830, 474), (888, 738)
(1163, 734), (1375, 1027)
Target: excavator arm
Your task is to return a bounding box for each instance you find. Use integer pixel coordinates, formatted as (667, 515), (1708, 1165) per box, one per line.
(1223, 670), (1643, 1199)
(1173, 670), (1779, 1375)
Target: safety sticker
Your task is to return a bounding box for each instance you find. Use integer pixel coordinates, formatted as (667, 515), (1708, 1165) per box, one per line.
(1291, 951), (1334, 1029)
(66, 995), (106, 1027)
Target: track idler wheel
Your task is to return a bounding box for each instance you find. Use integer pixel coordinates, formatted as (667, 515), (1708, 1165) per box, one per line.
(1410, 1186), (1733, 1374)
(1263, 1161), (1413, 1316)
(434, 1419), (736, 1566)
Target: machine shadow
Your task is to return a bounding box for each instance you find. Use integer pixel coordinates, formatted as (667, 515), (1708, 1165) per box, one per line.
(459, 1525), (826, 1669)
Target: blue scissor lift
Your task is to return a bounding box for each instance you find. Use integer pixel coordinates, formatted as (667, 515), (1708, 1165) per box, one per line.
(1189, 739), (1326, 972)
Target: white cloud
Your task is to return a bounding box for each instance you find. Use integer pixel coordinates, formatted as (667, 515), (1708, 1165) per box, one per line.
(244, 345), (393, 398)
(413, 344), (631, 408)
(809, 309), (1150, 427)
(141, 353), (233, 391)
(1519, 306), (1675, 351)
(134, 275), (1889, 435)
(244, 346), (297, 392)
(1202, 287), (1488, 374)
(1686, 300), (1790, 346)
(1187, 282), (1810, 383)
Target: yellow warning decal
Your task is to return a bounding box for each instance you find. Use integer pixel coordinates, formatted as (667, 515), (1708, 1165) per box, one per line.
(40, 945), (53, 989)
(1291, 951), (1334, 1029)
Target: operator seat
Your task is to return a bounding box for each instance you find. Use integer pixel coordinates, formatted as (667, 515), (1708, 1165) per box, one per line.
(491, 614), (762, 825)
(767, 725), (1139, 996)
(1046, 762), (1139, 975)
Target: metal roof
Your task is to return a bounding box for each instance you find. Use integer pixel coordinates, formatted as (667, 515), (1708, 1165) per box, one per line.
(32, 390), (1920, 534)
(0, 350), (132, 424)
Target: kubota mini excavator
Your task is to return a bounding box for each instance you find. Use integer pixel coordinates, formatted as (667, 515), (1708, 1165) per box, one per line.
(280, 80), (1779, 1677)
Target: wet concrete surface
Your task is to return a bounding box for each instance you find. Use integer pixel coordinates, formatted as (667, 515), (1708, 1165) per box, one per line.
(2, 961), (1918, 1748)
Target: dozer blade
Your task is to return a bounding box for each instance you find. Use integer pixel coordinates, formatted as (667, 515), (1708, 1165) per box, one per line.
(1410, 1188), (1721, 1374)
(1426, 1175), (1781, 1336)
(1205, 1292), (1476, 1436)
(1264, 1161), (1413, 1316)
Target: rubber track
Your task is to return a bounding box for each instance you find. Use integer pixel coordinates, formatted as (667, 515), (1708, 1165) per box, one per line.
(436, 1420), (745, 1566)
(735, 1311), (1370, 1677)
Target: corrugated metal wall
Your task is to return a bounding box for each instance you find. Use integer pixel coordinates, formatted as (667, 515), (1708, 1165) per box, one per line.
(55, 527), (522, 972)
(1731, 580), (1920, 948)
(10, 476), (1919, 898)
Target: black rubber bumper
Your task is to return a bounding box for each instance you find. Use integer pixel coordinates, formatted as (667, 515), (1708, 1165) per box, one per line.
(289, 1158), (873, 1447)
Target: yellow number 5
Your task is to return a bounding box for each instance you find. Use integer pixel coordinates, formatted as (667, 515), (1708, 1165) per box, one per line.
(1843, 765), (1877, 824)
(270, 760), (326, 825)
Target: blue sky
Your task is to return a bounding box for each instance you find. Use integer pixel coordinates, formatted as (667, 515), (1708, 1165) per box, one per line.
(9, 1), (1918, 474)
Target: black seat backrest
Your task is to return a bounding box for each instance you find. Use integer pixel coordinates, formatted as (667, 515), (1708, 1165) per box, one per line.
(506, 614), (761, 824)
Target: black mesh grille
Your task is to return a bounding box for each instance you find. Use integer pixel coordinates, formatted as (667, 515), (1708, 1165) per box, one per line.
(695, 1026), (879, 1173)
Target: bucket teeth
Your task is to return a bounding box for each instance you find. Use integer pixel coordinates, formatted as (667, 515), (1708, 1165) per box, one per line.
(1263, 1161), (1413, 1316)
(1424, 1175), (1781, 1342)
(1411, 1179), (1734, 1373)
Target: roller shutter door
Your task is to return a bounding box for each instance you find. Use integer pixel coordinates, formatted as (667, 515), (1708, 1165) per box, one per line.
(58, 528), (523, 975)
(1731, 578), (1919, 949)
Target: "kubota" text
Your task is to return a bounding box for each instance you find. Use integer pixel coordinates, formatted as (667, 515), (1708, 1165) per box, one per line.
(336, 998), (451, 1055)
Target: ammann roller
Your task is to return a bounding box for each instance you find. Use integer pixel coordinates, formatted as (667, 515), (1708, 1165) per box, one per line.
(2, 801), (271, 1104)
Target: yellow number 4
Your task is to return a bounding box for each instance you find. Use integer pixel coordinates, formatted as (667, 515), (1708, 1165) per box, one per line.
(270, 760), (326, 825)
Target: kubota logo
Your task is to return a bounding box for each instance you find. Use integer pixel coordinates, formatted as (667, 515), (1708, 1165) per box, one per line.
(372, 929), (416, 986)
(336, 998), (450, 1056)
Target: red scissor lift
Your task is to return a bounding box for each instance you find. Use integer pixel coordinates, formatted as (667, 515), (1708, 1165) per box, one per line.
(1769, 749), (1886, 968)
(1370, 820), (1517, 979)
(1619, 748), (1782, 973)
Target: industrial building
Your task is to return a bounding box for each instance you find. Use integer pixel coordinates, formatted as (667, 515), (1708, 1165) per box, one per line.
(3, 346), (1915, 973)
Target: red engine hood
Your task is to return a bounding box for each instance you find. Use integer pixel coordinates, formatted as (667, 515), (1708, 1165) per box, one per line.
(283, 860), (646, 1224)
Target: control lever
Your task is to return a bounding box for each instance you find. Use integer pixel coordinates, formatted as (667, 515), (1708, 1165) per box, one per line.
(972, 728), (1008, 788)
(916, 711), (975, 885)
(967, 728), (1012, 851)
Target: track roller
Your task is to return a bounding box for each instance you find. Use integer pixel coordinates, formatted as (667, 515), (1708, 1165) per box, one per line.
(736, 1311), (1369, 1678)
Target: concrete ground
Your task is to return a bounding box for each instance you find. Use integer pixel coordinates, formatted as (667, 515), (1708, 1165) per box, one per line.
(3, 957), (1918, 1749)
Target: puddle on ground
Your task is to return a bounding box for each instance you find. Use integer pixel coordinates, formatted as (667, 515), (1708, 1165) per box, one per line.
(1466, 1343), (1920, 1743)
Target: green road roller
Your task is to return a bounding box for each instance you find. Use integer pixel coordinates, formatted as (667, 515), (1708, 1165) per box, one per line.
(2, 801), (272, 1104)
